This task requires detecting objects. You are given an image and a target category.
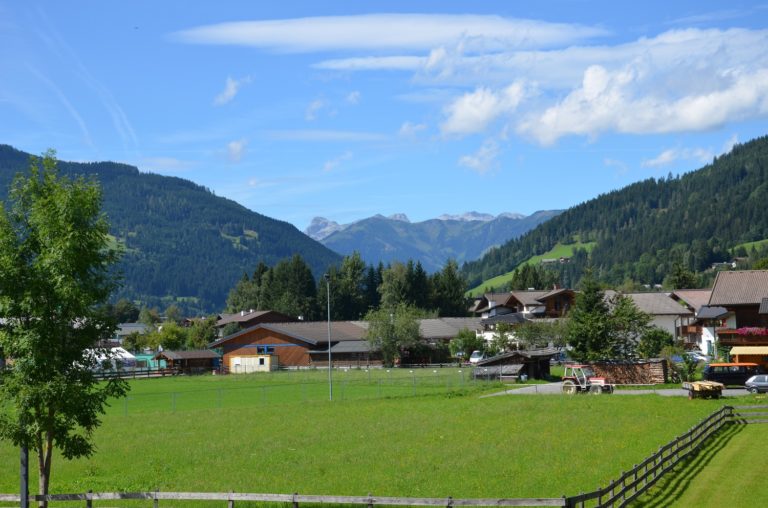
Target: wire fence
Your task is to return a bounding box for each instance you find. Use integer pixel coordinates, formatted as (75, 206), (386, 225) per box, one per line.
(108, 369), (500, 415)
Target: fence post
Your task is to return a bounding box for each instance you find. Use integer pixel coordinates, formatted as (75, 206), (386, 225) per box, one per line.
(154, 490), (159, 508)
(228, 490), (234, 508)
(86, 490), (92, 508)
(446, 496), (453, 508)
(292, 492), (299, 508)
(367, 492), (374, 508)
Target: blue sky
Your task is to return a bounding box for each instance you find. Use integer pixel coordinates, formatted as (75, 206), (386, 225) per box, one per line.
(2, 1), (768, 231)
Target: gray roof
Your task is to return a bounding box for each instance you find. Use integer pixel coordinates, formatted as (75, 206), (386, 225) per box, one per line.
(310, 340), (373, 354)
(210, 317), (478, 349)
(155, 350), (220, 360)
(419, 317), (482, 339)
(510, 290), (551, 306)
(671, 289), (712, 313)
(696, 306), (730, 320)
(476, 347), (560, 366)
(709, 270), (768, 306)
(482, 313), (529, 325)
(216, 310), (293, 327)
(760, 298), (768, 315)
(611, 292), (693, 316)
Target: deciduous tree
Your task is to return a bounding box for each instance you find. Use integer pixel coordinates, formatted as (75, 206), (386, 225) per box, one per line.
(0, 151), (128, 504)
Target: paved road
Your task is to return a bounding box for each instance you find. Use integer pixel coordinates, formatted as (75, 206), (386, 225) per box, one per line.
(483, 382), (749, 398)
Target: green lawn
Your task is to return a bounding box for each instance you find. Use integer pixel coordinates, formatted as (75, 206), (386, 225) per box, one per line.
(631, 419), (768, 507)
(0, 371), (728, 502)
(467, 241), (596, 296)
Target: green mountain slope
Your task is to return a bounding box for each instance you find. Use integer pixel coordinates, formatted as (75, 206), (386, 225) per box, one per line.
(321, 211), (561, 272)
(463, 135), (768, 288)
(0, 145), (342, 314)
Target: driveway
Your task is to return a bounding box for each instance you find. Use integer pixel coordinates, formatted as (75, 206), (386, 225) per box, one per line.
(482, 382), (749, 398)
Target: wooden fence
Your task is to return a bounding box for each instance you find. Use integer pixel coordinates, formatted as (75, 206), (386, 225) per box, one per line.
(565, 404), (768, 507)
(0, 491), (566, 507)
(3, 405), (766, 508)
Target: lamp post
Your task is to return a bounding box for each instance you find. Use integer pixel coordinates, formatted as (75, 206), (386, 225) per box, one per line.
(325, 273), (333, 401)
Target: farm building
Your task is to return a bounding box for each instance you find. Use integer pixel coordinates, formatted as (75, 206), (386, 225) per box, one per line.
(209, 317), (482, 372)
(154, 350), (221, 374)
(473, 347), (560, 381)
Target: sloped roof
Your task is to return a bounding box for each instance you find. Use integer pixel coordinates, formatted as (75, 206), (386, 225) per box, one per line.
(216, 310), (293, 327)
(309, 340), (373, 354)
(760, 298), (768, 315)
(155, 350), (220, 360)
(210, 318), (479, 348)
(709, 270), (768, 306)
(623, 292), (693, 316)
(671, 289), (712, 313)
(476, 347), (560, 366)
(509, 290), (550, 306)
(482, 313), (528, 325)
(419, 317), (482, 339)
(696, 306), (729, 320)
(538, 288), (575, 300)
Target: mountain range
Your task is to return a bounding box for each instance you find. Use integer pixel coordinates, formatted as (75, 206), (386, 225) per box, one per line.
(307, 210), (562, 272)
(463, 135), (768, 290)
(0, 145), (341, 314)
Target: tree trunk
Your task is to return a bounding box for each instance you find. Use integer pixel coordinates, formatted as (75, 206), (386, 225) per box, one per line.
(37, 431), (53, 508)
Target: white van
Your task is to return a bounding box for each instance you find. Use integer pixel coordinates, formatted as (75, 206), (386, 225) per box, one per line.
(469, 350), (486, 364)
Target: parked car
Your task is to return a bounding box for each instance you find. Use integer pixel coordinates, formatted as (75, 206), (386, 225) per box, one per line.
(745, 374), (768, 394)
(703, 362), (765, 386)
(468, 350), (486, 364)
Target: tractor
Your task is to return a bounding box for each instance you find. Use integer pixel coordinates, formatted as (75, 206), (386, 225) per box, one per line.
(561, 364), (614, 394)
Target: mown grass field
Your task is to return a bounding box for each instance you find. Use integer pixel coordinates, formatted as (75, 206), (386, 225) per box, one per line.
(467, 241), (596, 296)
(631, 413), (768, 507)
(0, 370), (735, 505)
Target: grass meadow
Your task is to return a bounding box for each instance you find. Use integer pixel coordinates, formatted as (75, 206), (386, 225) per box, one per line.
(0, 370), (739, 505)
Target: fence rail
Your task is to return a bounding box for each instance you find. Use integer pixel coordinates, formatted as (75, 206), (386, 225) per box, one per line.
(0, 490), (567, 507)
(5, 406), (767, 508)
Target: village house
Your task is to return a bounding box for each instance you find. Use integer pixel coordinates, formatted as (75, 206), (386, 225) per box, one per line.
(208, 317), (481, 372)
(707, 270), (768, 367)
(214, 309), (295, 336)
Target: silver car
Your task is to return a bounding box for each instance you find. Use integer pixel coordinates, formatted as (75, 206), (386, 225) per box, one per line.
(745, 374), (768, 394)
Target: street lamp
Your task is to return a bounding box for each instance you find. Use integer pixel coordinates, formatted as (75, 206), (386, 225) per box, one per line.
(325, 273), (333, 401)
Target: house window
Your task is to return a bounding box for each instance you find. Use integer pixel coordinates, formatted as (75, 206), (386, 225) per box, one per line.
(257, 345), (275, 354)
(258, 357), (265, 366)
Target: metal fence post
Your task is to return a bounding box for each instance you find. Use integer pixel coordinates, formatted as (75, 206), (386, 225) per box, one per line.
(227, 490), (234, 508)
(292, 492), (299, 508)
(86, 490), (92, 508)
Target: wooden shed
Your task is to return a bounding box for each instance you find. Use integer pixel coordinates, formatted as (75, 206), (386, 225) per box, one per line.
(473, 347), (560, 380)
(154, 350), (221, 374)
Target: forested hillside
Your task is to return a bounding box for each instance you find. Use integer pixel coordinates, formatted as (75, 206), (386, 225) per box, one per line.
(320, 210), (560, 272)
(463, 135), (768, 289)
(0, 145), (341, 314)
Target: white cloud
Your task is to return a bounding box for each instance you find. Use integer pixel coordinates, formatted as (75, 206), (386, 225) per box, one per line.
(173, 14), (607, 53)
(458, 139), (500, 174)
(315, 56), (424, 71)
(227, 139), (247, 162)
(346, 91), (361, 104)
(441, 82), (525, 136)
(642, 147), (713, 168)
(518, 63), (768, 145)
(214, 76), (252, 106)
(305, 98), (328, 121)
(398, 121), (427, 137)
(323, 151), (353, 172)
